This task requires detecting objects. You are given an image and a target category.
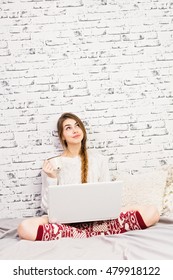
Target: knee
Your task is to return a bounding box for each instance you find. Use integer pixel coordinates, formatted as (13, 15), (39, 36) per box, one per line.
(150, 205), (160, 224)
(17, 216), (48, 241)
(17, 220), (35, 241)
(140, 205), (160, 227)
(17, 220), (28, 239)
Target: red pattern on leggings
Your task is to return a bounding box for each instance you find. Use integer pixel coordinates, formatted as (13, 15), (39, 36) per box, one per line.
(37, 211), (146, 241)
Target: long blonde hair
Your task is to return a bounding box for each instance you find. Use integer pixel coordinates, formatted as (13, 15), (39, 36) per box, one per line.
(57, 112), (88, 183)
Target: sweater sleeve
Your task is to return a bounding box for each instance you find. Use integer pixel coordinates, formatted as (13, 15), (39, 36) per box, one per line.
(41, 171), (57, 214)
(99, 154), (111, 182)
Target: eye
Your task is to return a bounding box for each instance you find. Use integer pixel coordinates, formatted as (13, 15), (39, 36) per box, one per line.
(65, 126), (71, 130)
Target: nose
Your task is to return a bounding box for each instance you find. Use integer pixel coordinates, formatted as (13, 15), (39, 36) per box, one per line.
(73, 126), (78, 133)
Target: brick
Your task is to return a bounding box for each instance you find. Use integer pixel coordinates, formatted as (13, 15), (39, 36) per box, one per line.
(0, 0), (173, 218)
(0, 140), (18, 149)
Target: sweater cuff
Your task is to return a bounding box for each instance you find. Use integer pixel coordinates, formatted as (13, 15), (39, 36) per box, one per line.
(47, 177), (57, 186)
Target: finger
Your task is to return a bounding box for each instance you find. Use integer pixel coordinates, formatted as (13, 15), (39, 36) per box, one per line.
(42, 160), (48, 168)
(43, 161), (51, 172)
(43, 160), (52, 169)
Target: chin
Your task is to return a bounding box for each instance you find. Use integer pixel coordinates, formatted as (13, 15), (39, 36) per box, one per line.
(71, 138), (83, 144)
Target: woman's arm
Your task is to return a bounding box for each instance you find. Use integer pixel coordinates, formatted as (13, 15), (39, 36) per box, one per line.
(41, 160), (58, 213)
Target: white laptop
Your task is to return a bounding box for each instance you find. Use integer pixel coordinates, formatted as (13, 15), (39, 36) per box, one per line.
(48, 181), (123, 224)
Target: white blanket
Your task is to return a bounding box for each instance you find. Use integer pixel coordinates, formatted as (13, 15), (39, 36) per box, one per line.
(0, 217), (173, 260)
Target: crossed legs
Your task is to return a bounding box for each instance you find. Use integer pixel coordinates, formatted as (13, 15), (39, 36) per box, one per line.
(17, 205), (160, 241)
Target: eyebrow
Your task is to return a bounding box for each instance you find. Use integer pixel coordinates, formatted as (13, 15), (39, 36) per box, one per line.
(64, 122), (78, 128)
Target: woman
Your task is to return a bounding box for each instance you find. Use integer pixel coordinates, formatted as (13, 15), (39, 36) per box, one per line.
(17, 112), (159, 241)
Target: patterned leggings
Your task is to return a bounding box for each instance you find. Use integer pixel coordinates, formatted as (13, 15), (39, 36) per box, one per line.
(36, 211), (147, 241)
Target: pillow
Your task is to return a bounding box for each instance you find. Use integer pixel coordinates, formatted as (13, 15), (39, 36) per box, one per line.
(117, 169), (168, 214)
(162, 166), (173, 216)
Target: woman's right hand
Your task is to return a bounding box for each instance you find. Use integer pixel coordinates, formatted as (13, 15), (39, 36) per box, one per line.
(42, 160), (58, 178)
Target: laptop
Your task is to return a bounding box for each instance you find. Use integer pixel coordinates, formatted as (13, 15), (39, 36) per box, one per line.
(48, 181), (123, 224)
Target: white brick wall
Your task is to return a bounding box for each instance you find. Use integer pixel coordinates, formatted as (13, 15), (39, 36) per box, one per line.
(0, 0), (173, 218)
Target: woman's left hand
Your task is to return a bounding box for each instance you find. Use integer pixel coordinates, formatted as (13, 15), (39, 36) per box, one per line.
(42, 160), (58, 178)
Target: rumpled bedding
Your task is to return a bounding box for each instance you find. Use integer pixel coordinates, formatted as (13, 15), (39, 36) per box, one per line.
(0, 216), (173, 260)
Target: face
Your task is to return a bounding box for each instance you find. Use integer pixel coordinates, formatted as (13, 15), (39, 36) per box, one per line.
(62, 118), (84, 146)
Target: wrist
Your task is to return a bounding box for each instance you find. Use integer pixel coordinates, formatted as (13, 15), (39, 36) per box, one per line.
(48, 174), (57, 179)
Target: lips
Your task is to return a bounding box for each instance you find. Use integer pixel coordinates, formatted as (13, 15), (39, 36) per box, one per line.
(72, 134), (80, 138)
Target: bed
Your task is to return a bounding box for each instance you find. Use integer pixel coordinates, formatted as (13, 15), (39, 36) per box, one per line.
(0, 216), (173, 260)
(1, 167), (173, 260)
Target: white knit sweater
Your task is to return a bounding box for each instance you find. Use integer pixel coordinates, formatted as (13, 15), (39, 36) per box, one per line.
(41, 149), (110, 213)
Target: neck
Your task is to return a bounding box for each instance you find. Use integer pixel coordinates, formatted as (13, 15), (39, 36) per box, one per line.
(64, 144), (81, 158)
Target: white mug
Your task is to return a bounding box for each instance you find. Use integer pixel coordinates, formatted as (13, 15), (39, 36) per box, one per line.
(48, 157), (62, 171)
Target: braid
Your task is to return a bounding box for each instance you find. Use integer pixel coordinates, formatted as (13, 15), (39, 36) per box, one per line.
(80, 144), (88, 183)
